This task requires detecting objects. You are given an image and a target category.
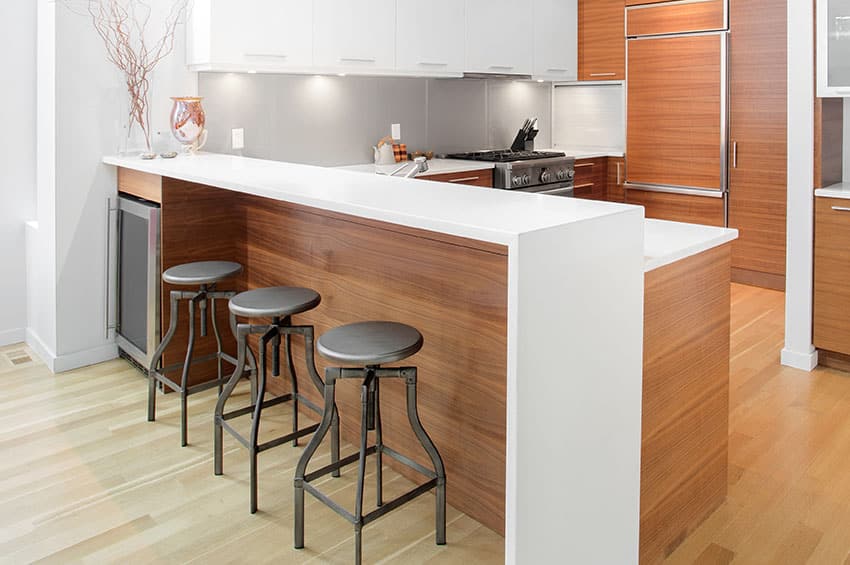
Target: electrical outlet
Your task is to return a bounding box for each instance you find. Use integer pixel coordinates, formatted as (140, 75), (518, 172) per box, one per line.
(391, 123), (401, 141)
(232, 128), (245, 151)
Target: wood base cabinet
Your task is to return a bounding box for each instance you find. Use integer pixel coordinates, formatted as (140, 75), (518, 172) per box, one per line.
(814, 197), (850, 356)
(573, 157), (608, 200)
(625, 189), (726, 227)
(608, 157), (625, 203)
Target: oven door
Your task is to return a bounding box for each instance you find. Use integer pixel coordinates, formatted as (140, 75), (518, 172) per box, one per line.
(514, 182), (575, 197)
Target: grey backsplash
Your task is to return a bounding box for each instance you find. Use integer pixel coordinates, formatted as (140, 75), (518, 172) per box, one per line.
(199, 73), (552, 167)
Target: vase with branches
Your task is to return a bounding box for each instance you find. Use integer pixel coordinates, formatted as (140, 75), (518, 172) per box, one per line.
(63, 0), (190, 157)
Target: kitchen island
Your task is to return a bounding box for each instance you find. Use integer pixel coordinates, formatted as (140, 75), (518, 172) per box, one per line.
(104, 153), (734, 564)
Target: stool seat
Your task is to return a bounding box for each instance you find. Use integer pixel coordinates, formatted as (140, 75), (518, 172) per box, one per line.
(163, 261), (243, 285)
(229, 287), (321, 318)
(317, 321), (423, 366)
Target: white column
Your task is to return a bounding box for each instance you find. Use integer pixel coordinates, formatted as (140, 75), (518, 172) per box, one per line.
(782, 0), (818, 371)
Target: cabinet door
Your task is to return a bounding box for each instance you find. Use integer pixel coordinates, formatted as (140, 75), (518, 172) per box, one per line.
(728, 0), (786, 283)
(607, 157), (625, 202)
(814, 197), (850, 354)
(533, 0), (578, 81)
(190, 0), (313, 69)
(466, 0), (533, 75)
(396, 0), (464, 75)
(573, 158), (608, 200)
(578, 0), (625, 81)
(818, 0), (850, 96)
(627, 34), (724, 191)
(314, 0), (396, 72)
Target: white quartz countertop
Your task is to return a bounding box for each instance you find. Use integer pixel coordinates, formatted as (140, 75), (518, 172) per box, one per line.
(643, 219), (738, 272)
(815, 182), (850, 199)
(546, 147), (626, 159)
(103, 153), (637, 246)
(336, 159), (495, 177)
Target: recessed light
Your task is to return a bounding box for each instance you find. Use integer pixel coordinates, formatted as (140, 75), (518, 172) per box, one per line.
(537, 79), (544, 83)
(248, 70), (257, 74)
(337, 73), (346, 77)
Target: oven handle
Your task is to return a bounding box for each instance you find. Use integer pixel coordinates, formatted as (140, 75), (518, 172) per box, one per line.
(539, 186), (575, 196)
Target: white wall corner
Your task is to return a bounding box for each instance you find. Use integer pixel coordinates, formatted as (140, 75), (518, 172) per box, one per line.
(0, 329), (27, 348)
(781, 347), (819, 372)
(26, 327), (56, 372)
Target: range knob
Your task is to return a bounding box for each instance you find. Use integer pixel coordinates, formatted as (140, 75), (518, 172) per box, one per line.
(567, 169), (575, 180)
(556, 169), (567, 181)
(522, 174), (531, 185)
(540, 170), (553, 184)
(513, 176), (522, 187)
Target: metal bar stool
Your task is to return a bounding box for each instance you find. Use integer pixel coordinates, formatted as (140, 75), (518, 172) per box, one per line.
(148, 260), (249, 447)
(294, 321), (446, 565)
(214, 286), (341, 514)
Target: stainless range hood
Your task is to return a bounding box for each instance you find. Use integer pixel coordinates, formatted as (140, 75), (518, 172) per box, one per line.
(462, 71), (533, 80)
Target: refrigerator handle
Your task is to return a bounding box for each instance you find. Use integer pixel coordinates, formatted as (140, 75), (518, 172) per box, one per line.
(732, 141), (738, 169)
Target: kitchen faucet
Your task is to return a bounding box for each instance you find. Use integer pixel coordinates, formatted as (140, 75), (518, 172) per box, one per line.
(388, 156), (429, 178)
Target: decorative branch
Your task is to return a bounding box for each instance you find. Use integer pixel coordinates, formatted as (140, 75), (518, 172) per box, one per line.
(63, 0), (190, 152)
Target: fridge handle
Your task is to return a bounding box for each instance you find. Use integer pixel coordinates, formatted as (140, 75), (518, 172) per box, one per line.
(732, 141), (738, 169)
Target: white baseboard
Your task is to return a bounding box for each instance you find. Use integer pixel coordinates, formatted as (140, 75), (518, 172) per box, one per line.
(26, 328), (118, 373)
(781, 347), (819, 372)
(0, 328), (26, 348)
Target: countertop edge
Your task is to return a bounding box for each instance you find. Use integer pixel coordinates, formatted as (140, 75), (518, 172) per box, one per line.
(643, 220), (739, 273)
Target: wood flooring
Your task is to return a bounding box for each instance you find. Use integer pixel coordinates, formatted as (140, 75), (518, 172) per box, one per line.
(3, 284), (850, 563)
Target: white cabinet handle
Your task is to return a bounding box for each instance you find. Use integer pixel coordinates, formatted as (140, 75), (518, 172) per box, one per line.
(419, 61), (448, 67)
(449, 176), (481, 183)
(489, 65), (515, 70)
(244, 53), (288, 59)
(590, 72), (617, 77)
(547, 68), (569, 72)
(340, 57), (376, 63)
(832, 206), (850, 212)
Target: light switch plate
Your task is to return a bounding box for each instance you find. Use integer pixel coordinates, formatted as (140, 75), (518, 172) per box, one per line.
(391, 123), (401, 141)
(232, 128), (245, 150)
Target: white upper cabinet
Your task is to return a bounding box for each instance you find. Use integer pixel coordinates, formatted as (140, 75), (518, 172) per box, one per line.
(533, 0), (577, 81)
(313, 0), (396, 73)
(818, 0), (850, 96)
(396, 0), (465, 76)
(187, 0), (313, 71)
(465, 0), (534, 75)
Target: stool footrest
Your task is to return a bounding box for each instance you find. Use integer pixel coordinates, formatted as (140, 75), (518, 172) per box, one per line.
(301, 475), (438, 528)
(222, 393), (293, 421)
(305, 446), (377, 483)
(362, 479), (438, 527)
(220, 420), (251, 449)
(257, 423), (319, 453)
(382, 446), (438, 480)
(153, 350), (242, 394)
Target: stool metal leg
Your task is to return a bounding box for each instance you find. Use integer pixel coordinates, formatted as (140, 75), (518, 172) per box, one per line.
(179, 297), (198, 447)
(215, 324), (249, 476)
(249, 329), (273, 514)
(374, 377), (383, 507)
(295, 368), (339, 550)
(354, 372), (374, 565)
(285, 331), (300, 446)
(210, 296), (224, 395)
(405, 369), (447, 545)
(148, 290), (180, 422)
(303, 326), (340, 475)
(271, 316), (281, 377)
(230, 312), (258, 403)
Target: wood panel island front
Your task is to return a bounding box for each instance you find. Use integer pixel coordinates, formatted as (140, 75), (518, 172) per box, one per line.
(106, 153), (736, 564)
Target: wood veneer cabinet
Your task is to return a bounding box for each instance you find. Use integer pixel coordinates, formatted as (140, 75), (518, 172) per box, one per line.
(418, 168), (493, 188)
(578, 0), (625, 81)
(573, 157), (608, 200)
(727, 0), (788, 290)
(608, 157), (625, 203)
(814, 197), (850, 356)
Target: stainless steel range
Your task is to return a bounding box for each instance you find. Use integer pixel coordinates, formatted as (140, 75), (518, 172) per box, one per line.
(446, 150), (576, 197)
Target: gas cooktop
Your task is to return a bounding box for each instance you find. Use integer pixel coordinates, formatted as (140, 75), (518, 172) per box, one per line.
(445, 150), (567, 163)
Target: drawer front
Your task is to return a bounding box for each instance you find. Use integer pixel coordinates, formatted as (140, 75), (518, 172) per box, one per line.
(574, 157), (609, 200)
(626, 187), (725, 226)
(607, 157), (626, 203)
(627, 0), (726, 37)
(420, 169), (494, 188)
(814, 197), (850, 355)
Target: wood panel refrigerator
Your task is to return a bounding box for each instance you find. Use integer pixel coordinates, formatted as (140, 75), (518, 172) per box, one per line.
(625, 0), (729, 227)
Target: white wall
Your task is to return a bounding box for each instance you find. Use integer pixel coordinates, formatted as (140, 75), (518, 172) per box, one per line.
(0, 3), (37, 346)
(31, 0), (195, 371)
